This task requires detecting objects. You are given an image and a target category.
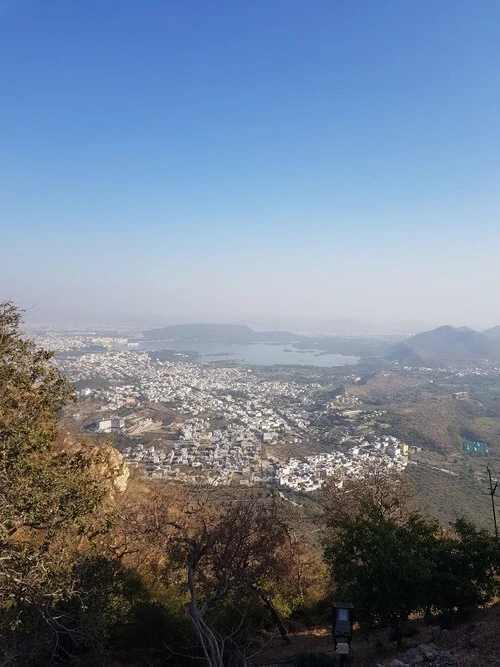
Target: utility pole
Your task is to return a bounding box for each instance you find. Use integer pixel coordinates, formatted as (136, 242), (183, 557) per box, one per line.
(487, 466), (498, 539)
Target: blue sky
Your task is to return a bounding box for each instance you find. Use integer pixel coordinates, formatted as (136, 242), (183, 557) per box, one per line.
(1, 1), (500, 328)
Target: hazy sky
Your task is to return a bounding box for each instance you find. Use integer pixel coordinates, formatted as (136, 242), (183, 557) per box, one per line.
(2, 1), (500, 329)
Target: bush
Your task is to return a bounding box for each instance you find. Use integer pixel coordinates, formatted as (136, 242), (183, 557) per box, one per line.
(428, 519), (500, 614)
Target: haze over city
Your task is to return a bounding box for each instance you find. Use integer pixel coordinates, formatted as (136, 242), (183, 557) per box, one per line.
(5, 4), (500, 665)
(2, 1), (500, 329)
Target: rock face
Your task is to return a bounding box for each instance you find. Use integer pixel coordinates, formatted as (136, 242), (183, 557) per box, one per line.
(404, 647), (421, 660)
(96, 444), (130, 495)
(59, 434), (130, 496)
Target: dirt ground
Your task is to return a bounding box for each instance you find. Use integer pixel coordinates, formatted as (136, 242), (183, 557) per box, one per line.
(253, 603), (500, 666)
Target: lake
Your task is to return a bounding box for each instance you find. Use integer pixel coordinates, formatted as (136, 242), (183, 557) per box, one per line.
(134, 340), (359, 367)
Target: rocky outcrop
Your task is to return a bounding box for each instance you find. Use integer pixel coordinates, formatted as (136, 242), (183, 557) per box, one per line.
(95, 443), (130, 495)
(57, 433), (130, 497)
(379, 642), (458, 667)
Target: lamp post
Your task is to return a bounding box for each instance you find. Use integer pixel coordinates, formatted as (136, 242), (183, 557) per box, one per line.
(332, 602), (354, 665)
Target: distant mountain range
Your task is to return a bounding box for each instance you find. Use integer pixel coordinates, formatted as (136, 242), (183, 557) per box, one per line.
(142, 323), (297, 344)
(391, 325), (500, 366)
(142, 322), (500, 367)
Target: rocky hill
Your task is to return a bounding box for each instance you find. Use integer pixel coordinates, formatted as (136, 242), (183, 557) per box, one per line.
(390, 325), (500, 367)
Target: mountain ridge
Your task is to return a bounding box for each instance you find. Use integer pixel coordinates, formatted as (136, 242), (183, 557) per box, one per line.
(483, 325), (500, 339)
(391, 324), (500, 366)
(142, 323), (298, 344)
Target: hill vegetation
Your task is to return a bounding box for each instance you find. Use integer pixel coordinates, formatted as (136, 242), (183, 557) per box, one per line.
(390, 325), (500, 367)
(1, 302), (500, 666)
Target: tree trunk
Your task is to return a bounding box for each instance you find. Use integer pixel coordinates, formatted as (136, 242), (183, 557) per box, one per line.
(394, 614), (405, 649)
(187, 565), (224, 667)
(253, 584), (290, 642)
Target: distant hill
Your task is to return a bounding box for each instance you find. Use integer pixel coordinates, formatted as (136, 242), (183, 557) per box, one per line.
(142, 323), (297, 344)
(390, 325), (500, 366)
(483, 325), (500, 339)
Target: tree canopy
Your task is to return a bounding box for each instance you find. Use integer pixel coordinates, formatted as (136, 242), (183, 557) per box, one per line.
(0, 302), (117, 663)
(322, 472), (500, 646)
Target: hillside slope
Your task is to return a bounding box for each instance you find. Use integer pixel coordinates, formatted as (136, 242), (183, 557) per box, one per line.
(483, 325), (500, 339)
(391, 325), (500, 366)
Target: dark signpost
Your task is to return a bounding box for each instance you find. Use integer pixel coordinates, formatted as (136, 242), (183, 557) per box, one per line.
(332, 602), (354, 665)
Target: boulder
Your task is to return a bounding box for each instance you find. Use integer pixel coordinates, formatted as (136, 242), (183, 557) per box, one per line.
(418, 643), (439, 661)
(403, 647), (424, 665)
(431, 625), (441, 642)
(439, 650), (458, 665)
(404, 648), (421, 661)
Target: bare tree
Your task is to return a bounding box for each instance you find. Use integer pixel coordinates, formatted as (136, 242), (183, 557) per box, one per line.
(137, 484), (293, 666)
(321, 462), (412, 530)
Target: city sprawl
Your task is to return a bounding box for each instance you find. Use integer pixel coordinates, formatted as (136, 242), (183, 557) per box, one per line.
(44, 331), (409, 491)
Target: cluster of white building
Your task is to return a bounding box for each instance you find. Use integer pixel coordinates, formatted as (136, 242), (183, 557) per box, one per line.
(53, 343), (410, 490)
(275, 436), (408, 491)
(58, 350), (314, 441)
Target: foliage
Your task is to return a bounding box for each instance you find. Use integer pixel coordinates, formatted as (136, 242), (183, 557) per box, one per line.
(428, 519), (500, 614)
(324, 500), (437, 646)
(0, 302), (123, 664)
(134, 485), (300, 666)
(323, 472), (500, 647)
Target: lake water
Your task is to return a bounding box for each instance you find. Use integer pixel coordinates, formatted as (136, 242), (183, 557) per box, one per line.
(135, 341), (359, 367)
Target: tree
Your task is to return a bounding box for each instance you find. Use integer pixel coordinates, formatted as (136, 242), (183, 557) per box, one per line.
(428, 518), (500, 615)
(321, 462), (411, 527)
(0, 302), (120, 663)
(324, 500), (437, 647)
(322, 470), (500, 646)
(321, 467), (434, 646)
(138, 484), (294, 666)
